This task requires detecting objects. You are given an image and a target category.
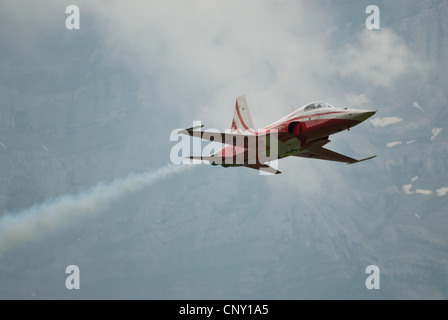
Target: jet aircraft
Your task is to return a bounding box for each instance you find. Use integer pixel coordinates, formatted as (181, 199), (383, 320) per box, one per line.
(178, 95), (376, 174)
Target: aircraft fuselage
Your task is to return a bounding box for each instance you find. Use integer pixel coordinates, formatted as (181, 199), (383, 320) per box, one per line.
(178, 96), (376, 174)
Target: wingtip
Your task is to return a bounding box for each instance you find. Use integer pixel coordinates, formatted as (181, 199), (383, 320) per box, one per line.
(347, 155), (377, 165)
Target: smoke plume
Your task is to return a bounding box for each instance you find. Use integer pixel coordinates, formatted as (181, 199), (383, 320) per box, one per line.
(0, 164), (190, 256)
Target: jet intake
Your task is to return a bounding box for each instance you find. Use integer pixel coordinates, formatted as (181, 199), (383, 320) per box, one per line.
(288, 121), (302, 135)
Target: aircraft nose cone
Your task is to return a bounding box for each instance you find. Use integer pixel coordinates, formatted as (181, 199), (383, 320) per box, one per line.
(351, 110), (376, 122)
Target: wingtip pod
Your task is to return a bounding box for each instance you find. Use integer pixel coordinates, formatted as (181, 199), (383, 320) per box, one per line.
(347, 155), (377, 165)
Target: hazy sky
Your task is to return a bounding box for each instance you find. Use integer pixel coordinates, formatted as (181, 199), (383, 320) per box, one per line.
(0, 0), (447, 299)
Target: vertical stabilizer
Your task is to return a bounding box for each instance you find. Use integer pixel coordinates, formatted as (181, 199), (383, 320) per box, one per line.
(231, 95), (255, 132)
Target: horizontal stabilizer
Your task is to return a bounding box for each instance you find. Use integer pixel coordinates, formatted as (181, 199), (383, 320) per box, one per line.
(187, 155), (215, 162)
(187, 156), (281, 174)
(176, 125), (204, 135)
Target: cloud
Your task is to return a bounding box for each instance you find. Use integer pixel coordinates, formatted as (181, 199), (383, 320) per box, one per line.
(74, 1), (427, 134)
(413, 101), (424, 112)
(403, 176), (418, 194)
(370, 117), (403, 127)
(436, 187), (448, 196)
(79, 0), (350, 130)
(387, 141), (402, 148)
(431, 127), (443, 141)
(402, 176), (439, 196)
(415, 189), (432, 196)
(402, 184), (413, 195)
(344, 93), (369, 106)
(336, 29), (423, 87)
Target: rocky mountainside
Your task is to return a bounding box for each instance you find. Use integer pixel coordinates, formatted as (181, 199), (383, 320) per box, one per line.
(0, 0), (446, 299)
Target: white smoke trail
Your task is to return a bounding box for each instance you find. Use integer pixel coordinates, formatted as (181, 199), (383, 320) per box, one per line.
(0, 164), (191, 256)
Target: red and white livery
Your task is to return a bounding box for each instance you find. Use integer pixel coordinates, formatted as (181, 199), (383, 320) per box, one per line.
(178, 95), (376, 174)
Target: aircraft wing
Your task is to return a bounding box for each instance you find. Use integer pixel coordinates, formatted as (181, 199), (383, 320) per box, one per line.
(244, 163), (282, 174)
(177, 125), (276, 147)
(292, 146), (376, 164)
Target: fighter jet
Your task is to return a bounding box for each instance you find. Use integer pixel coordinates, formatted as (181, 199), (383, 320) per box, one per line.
(178, 95), (376, 174)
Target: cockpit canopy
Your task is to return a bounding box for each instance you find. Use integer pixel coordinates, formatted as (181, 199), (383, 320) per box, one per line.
(275, 101), (337, 125)
(301, 101), (335, 112)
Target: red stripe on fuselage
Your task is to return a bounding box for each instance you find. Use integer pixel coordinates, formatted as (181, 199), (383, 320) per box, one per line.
(281, 111), (345, 126)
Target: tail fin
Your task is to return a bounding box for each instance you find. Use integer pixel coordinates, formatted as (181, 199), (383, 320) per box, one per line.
(231, 95), (255, 132)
